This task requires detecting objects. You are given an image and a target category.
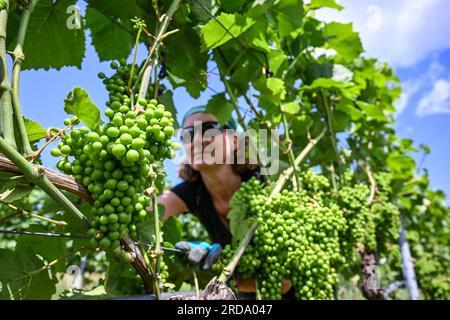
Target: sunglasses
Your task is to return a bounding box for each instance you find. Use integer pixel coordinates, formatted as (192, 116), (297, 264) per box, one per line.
(180, 121), (229, 143)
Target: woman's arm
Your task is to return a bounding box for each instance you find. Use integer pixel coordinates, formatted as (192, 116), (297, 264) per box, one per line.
(157, 190), (188, 221)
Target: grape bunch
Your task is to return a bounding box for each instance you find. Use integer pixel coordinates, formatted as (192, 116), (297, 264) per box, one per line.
(212, 244), (261, 280)
(52, 59), (180, 253)
(220, 170), (401, 300)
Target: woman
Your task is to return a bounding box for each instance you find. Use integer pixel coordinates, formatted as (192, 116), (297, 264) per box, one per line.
(158, 106), (292, 298)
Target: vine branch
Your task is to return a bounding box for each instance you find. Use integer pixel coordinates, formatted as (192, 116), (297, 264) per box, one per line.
(0, 0), (17, 150)
(0, 137), (90, 228)
(0, 156), (91, 202)
(10, 0), (40, 156)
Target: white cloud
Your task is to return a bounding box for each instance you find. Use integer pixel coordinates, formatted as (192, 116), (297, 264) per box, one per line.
(395, 59), (447, 116)
(316, 0), (450, 67)
(416, 78), (450, 116)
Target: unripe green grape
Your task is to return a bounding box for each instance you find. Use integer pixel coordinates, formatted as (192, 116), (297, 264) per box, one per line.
(99, 237), (111, 249)
(106, 127), (120, 138)
(129, 126), (141, 138)
(60, 145), (71, 155)
(112, 144), (126, 159)
(51, 148), (61, 157)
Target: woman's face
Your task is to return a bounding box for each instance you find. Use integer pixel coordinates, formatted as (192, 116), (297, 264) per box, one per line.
(182, 113), (235, 171)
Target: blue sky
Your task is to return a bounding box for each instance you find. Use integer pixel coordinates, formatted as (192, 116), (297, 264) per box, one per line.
(11, 0), (450, 199)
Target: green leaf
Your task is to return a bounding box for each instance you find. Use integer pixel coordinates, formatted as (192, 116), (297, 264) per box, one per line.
(304, 78), (360, 99)
(266, 77), (287, 101)
(0, 248), (57, 299)
(206, 93), (234, 125)
(304, 61), (334, 85)
(222, 0), (246, 13)
(85, 6), (135, 61)
(336, 99), (362, 121)
(356, 101), (387, 122)
(0, 180), (33, 203)
(104, 257), (144, 296)
(387, 153), (416, 180)
(15, 225), (67, 273)
(137, 203), (164, 244)
(7, 0), (85, 70)
(165, 29), (209, 98)
(162, 216), (183, 244)
(331, 111), (350, 132)
(190, 0), (220, 23)
(56, 285), (113, 300)
(64, 87), (101, 130)
(281, 101), (300, 114)
(323, 22), (363, 62)
(199, 13), (255, 50)
(23, 118), (46, 142)
(275, 0), (304, 39)
(307, 0), (344, 11)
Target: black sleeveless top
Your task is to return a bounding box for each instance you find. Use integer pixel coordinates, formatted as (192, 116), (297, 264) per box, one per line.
(170, 169), (260, 246)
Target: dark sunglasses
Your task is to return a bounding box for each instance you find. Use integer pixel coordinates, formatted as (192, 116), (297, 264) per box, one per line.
(180, 121), (229, 143)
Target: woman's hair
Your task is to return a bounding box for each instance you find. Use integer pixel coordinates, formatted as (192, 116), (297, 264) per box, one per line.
(178, 135), (259, 182)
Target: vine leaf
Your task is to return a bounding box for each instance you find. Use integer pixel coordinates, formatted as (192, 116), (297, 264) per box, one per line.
(24, 118), (46, 142)
(307, 0), (344, 11)
(104, 257), (143, 296)
(323, 22), (363, 63)
(164, 29), (209, 98)
(161, 216), (183, 244)
(356, 101), (387, 122)
(190, 0), (220, 24)
(0, 180), (33, 203)
(7, 0), (86, 70)
(64, 87), (101, 130)
(303, 78), (361, 99)
(199, 12), (255, 51)
(206, 93), (234, 125)
(282, 102), (300, 115)
(85, 6), (134, 62)
(336, 99), (363, 121)
(15, 225), (67, 273)
(0, 248), (57, 299)
(255, 77), (287, 104)
(137, 203), (164, 244)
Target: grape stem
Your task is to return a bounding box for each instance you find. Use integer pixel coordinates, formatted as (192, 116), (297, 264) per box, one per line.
(271, 127), (327, 195)
(363, 162), (377, 203)
(282, 112), (301, 191)
(0, 0), (17, 150)
(193, 271), (200, 298)
(0, 136), (90, 228)
(0, 203), (67, 226)
(127, 26), (143, 92)
(10, 0), (40, 156)
(31, 124), (73, 161)
(133, 0), (181, 106)
(319, 90), (343, 184)
(152, 192), (163, 299)
(219, 221), (259, 283)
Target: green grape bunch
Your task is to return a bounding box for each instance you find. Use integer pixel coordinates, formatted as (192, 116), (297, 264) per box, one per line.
(220, 170), (401, 300)
(51, 59), (179, 255)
